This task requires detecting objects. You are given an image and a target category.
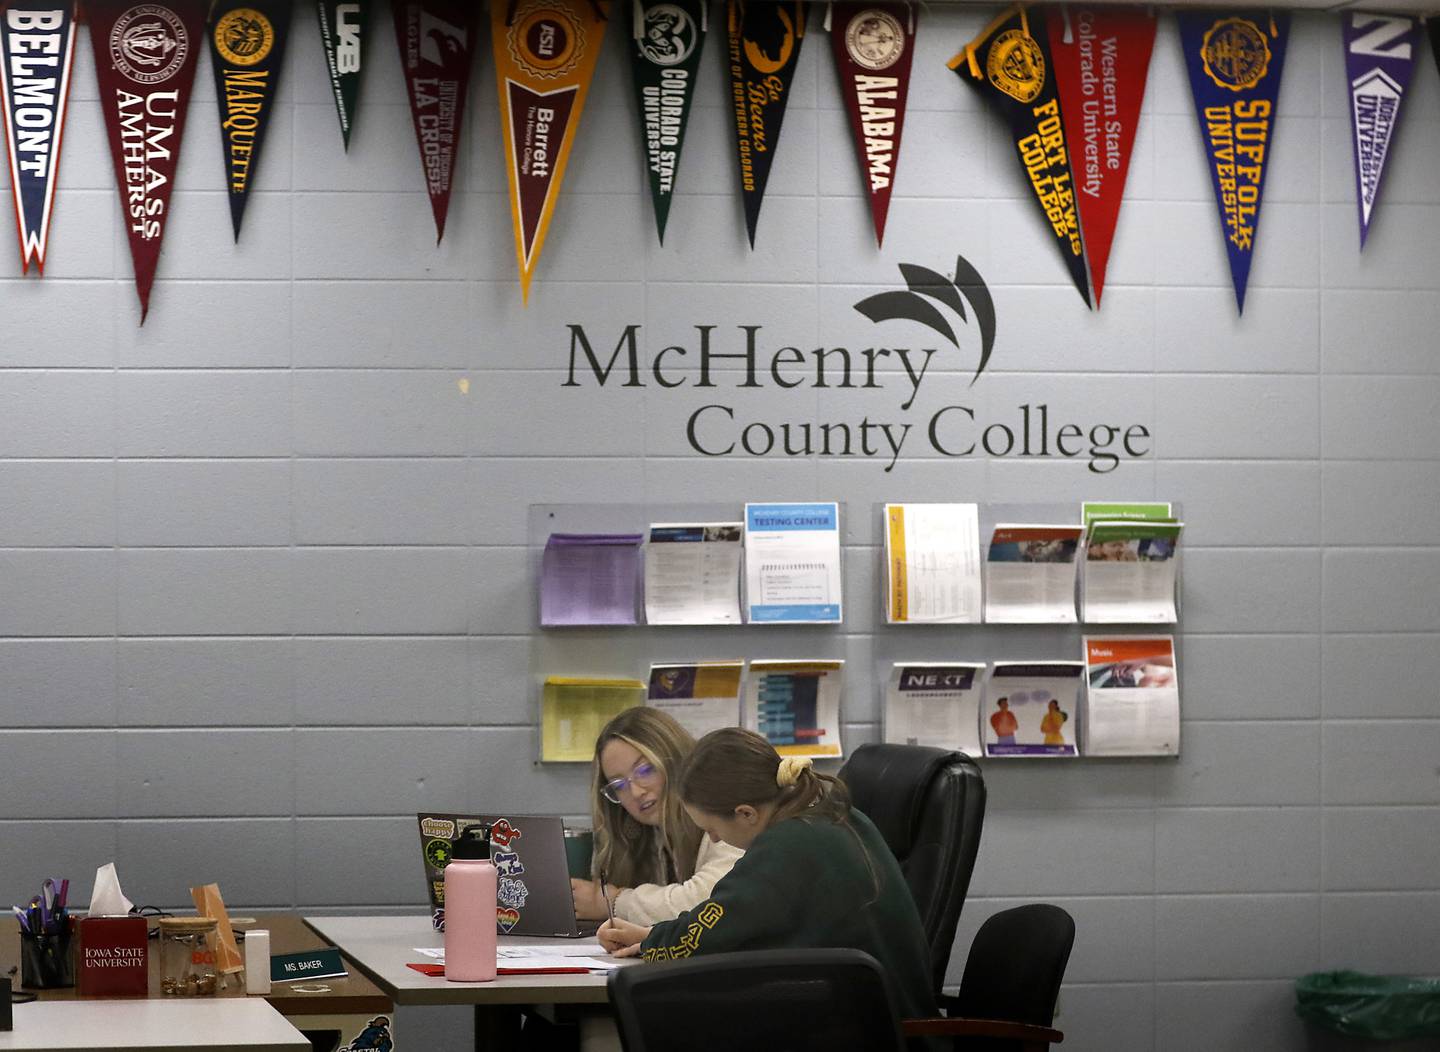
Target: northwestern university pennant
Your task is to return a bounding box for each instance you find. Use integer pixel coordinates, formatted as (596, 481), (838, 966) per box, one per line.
(628, 0), (706, 243)
(0, 1), (76, 273)
(89, 0), (205, 320)
(494, 0), (608, 299)
(1343, 13), (1421, 248)
(830, 1), (915, 247)
(208, 1), (291, 239)
(1048, 6), (1154, 308)
(951, 6), (1090, 306)
(1176, 10), (1288, 314)
(317, 0), (370, 148)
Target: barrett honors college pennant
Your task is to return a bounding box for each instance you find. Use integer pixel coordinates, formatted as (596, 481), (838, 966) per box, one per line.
(317, 0), (370, 147)
(208, 1), (291, 239)
(830, 1), (915, 247)
(728, 0), (807, 247)
(628, 0), (706, 243)
(1176, 10), (1289, 314)
(90, 0), (205, 321)
(0, 1), (76, 274)
(951, 6), (1090, 306)
(494, 0), (608, 299)
(1048, 6), (1154, 308)
(1343, 13), (1421, 248)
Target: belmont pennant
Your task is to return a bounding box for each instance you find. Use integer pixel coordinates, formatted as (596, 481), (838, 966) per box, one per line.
(0, 1), (77, 273)
(89, 0), (205, 320)
(1342, 13), (1420, 248)
(317, 0), (370, 147)
(628, 0), (706, 243)
(829, 1), (916, 247)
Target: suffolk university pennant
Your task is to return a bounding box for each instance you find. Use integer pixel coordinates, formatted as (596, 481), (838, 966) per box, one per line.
(1343, 13), (1421, 248)
(1, 1), (76, 274)
(317, 0), (370, 147)
(628, 0), (706, 243)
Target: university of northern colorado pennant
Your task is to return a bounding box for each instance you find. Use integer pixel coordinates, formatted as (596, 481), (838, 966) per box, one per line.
(1048, 6), (1154, 307)
(393, 0), (480, 242)
(1176, 10), (1288, 314)
(628, 0), (706, 243)
(89, 0), (205, 321)
(494, 0), (608, 299)
(829, 1), (915, 247)
(0, 1), (76, 274)
(317, 0), (370, 148)
(208, 1), (291, 239)
(951, 6), (1091, 306)
(727, 0), (807, 247)
(1342, 13), (1421, 248)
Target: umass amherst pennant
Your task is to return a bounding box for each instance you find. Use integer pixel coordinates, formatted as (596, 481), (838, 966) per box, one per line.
(317, 0), (370, 148)
(0, 1), (77, 274)
(1342, 13), (1421, 248)
(727, 0), (808, 247)
(208, 1), (291, 239)
(628, 0), (706, 243)
(90, 0), (205, 321)
(1176, 10), (1289, 314)
(951, 6), (1091, 306)
(393, 0), (480, 242)
(1048, 6), (1154, 308)
(830, 1), (915, 247)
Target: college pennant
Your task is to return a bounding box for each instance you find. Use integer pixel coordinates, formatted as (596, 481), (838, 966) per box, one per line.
(829, 1), (915, 247)
(394, 0), (480, 242)
(208, 1), (291, 239)
(1343, 13), (1421, 248)
(628, 0), (706, 243)
(950, 6), (1091, 306)
(1048, 6), (1154, 307)
(89, 0), (205, 321)
(1176, 10), (1289, 314)
(0, 1), (76, 274)
(1432, 18), (1440, 77)
(317, 0), (370, 148)
(494, 0), (608, 299)
(727, 0), (807, 247)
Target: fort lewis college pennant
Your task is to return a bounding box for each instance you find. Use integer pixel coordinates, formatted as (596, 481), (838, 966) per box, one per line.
(1342, 13), (1421, 249)
(317, 0), (371, 148)
(628, 0), (706, 244)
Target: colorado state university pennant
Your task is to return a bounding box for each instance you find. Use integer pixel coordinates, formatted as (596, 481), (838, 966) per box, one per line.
(1048, 5), (1154, 307)
(90, 0), (205, 321)
(830, 1), (915, 247)
(0, 1), (76, 274)
(951, 6), (1091, 306)
(1342, 13), (1421, 248)
(1176, 10), (1288, 314)
(317, 0), (370, 148)
(628, 0), (706, 243)
(494, 0), (608, 299)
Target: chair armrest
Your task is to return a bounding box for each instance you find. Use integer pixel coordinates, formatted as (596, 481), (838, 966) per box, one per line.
(902, 1016), (1064, 1046)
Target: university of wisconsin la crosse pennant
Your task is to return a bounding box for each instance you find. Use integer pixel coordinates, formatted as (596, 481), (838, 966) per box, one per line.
(628, 0), (706, 244)
(1342, 13), (1421, 248)
(317, 0), (370, 148)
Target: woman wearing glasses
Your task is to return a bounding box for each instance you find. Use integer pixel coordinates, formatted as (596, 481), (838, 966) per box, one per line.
(570, 707), (744, 925)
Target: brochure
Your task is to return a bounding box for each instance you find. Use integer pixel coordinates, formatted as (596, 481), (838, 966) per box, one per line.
(539, 677), (645, 761)
(1082, 520), (1183, 623)
(884, 662), (985, 754)
(647, 661), (744, 739)
(744, 503), (843, 623)
(883, 503), (982, 624)
(746, 659), (844, 758)
(982, 662), (1084, 758)
(540, 533), (644, 626)
(1083, 636), (1181, 756)
(984, 524), (1084, 623)
(643, 523), (743, 625)
(1080, 501), (1173, 527)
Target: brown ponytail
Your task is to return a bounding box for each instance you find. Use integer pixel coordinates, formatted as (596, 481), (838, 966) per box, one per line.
(678, 728), (851, 827)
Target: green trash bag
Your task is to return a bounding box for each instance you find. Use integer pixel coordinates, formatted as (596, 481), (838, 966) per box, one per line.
(1295, 971), (1440, 1040)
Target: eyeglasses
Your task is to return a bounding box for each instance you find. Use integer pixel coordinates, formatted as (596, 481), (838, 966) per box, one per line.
(601, 761), (659, 804)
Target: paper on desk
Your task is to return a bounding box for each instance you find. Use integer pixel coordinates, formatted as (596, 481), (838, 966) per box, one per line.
(499, 944), (609, 958)
(413, 947), (620, 971)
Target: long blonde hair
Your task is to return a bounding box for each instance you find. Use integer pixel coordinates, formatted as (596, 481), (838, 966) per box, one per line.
(590, 707), (704, 888)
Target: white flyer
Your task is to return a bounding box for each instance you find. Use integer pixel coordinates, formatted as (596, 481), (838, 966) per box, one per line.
(647, 662), (744, 739)
(982, 662), (1084, 758)
(744, 503), (843, 624)
(1081, 520), (1183, 623)
(643, 523), (743, 625)
(984, 524), (1084, 623)
(746, 659), (844, 758)
(883, 503), (982, 624)
(884, 663), (985, 754)
(1083, 636), (1181, 756)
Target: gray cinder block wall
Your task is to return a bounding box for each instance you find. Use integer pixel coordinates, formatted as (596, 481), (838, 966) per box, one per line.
(2, 8), (1438, 1050)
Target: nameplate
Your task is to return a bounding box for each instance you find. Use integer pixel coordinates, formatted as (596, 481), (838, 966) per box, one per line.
(270, 948), (348, 983)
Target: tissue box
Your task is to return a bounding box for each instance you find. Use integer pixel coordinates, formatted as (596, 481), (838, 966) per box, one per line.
(76, 917), (149, 996)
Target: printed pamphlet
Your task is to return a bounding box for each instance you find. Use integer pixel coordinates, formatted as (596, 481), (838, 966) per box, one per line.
(1083, 635), (1180, 756)
(884, 503), (982, 624)
(647, 661), (744, 739)
(744, 503), (843, 623)
(540, 677), (645, 761)
(746, 659), (844, 758)
(984, 524), (1083, 623)
(983, 662), (1083, 758)
(1082, 520), (1183, 623)
(643, 523), (743, 625)
(884, 662), (985, 754)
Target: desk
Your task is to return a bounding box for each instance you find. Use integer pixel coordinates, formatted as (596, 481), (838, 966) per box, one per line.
(0, 999), (309, 1051)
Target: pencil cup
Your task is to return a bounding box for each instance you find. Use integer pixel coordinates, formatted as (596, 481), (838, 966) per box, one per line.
(19, 929), (75, 989)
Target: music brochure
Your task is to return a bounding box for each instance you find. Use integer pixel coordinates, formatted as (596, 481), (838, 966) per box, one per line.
(647, 661), (745, 739)
(1081, 520), (1183, 623)
(883, 503), (982, 624)
(746, 659), (844, 758)
(1083, 636), (1181, 756)
(743, 503), (843, 624)
(884, 663), (985, 755)
(643, 522), (743, 625)
(982, 662), (1084, 758)
(983, 524), (1084, 623)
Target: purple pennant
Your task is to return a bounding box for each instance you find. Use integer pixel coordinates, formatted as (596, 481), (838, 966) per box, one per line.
(1342, 13), (1421, 248)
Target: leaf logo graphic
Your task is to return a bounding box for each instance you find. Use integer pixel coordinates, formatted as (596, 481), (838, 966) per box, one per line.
(853, 254), (997, 384)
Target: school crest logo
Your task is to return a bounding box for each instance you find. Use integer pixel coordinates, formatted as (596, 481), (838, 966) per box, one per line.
(853, 253), (998, 384)
(639, 3), (697, 65)
(987, 27), (1043, 102)
(845, 8), (903, 70)
(110, 4), (188, 83)
(213, 7), (274, 65)
(509, 4), (585, 77)
(1200, 17), (1270, 91)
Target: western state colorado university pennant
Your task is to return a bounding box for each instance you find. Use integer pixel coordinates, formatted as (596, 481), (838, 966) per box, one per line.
(494, 0), (608, 299)
(1176, 10), (1288, 314)
(1343, 13), (1420, 248)
(951, 7), (1091, 306)
(1, 1), (76, 273)
(208, 1), (291, 239)
(830, 1), (915, 247)
(317, 0), (370, 147)
(394, 0), (480, 241)
(1048, 6), (1154, 307)
(90, 0), (205, 320)
(728, 0), (807, 247)
(628, 0), (706, 243)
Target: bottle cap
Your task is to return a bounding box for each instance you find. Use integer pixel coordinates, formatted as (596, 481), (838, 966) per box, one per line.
(453, 824), (491, 860)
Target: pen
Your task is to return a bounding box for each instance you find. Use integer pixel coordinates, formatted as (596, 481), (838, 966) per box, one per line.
(599, 871), (616, 926)
(11, 907), (30, 934)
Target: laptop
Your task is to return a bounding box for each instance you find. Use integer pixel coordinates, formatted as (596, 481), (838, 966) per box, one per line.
(417, 813), (601, 938)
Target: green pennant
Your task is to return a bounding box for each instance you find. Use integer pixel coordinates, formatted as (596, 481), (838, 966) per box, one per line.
(317, 0), (370, 148)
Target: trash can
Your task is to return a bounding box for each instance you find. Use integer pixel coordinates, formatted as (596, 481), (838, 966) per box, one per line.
(1295, 971), (1440, 1040)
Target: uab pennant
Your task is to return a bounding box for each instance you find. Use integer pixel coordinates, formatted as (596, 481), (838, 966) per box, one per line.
(829, 1), (915, 247)
(317, 0), (370, 148)
(0, 1), (76, 274)
(209, 1), (291, 239)
(494, 0), (608, 299)
(950, 6), (1091, 307)
(1176, 10), (1289, 314)
(1343, 13), (1421, 248)
(628, 0), (706, 243)
(90, 0), (205, 321)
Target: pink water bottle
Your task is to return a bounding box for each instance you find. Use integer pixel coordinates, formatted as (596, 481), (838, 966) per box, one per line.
(444, 825), (497, 982)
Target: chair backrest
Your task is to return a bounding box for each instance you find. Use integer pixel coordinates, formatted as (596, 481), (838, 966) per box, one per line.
(952, 904), (1075, 1034)
(608, 948), (906, 1052)
(838, 743), (987, 993)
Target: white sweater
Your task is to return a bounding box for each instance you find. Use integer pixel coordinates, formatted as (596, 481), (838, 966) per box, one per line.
(613, 836), (745, 926)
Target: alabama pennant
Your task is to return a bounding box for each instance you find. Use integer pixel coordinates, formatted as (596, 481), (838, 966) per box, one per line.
(1343, 13), (1421, 248)
(628, 0), (706, 243)
(317, 0), (370, 147)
